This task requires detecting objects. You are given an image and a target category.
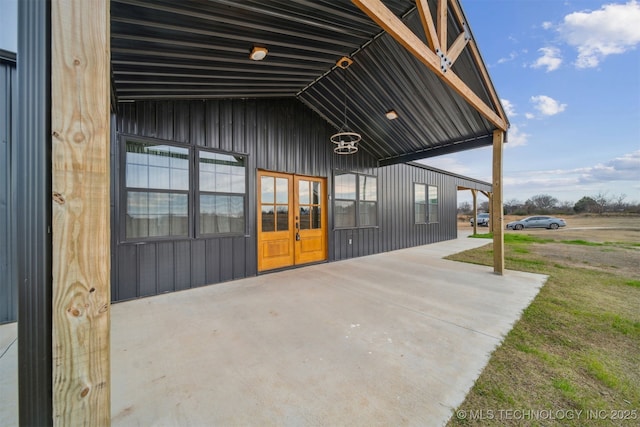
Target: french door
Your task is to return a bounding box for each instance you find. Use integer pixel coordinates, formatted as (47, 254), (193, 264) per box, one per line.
(257, 171), (327, 271)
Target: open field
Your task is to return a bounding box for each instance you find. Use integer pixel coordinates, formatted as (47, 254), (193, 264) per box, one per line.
(448, 215), (640, 426)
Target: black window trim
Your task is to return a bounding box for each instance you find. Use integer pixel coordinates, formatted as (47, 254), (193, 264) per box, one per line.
(332, 170), (379, 230)
(414, 182), (439, 225)
(195, 146), (248, 238)
(118, 134), (249, 243)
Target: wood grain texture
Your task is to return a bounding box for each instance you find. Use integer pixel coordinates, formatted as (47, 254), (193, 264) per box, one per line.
(352, 0), (507, 131)
(437, 0), (448, 52)
(51, 0), (111, 424)
(416, 0), (439, 51)
(491, 130), (505, 275)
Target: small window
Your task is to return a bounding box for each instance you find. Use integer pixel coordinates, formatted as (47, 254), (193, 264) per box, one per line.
(428, 186), (438, 223)
(124, 140), (189, 239)
(334, 172), (377, 228)
(415, 183), (438, 224)
(199, 150), (246, 235)
(334, 174), (356, 228)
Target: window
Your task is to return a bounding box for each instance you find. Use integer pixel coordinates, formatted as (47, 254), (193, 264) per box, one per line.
(122, 137), (247, 240)
(199, 151), (246, 235)
(124, 141), (189, 239)
(414, 183), (438, 224)
(334, 172), (377, 228)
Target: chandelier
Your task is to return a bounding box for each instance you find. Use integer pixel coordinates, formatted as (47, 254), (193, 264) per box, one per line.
(331, 57), (361, 155)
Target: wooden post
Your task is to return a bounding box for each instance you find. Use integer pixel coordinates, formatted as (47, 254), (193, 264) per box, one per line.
(471, 189), (477, 235)
(491, 130), (505, 274)
(51, 0), (111, 424)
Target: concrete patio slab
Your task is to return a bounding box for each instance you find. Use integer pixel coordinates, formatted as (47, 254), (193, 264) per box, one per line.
(0, 234), (547, 426)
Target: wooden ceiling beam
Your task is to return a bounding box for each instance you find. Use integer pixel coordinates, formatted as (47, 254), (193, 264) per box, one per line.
(447, 0), (508, 126)
(352, 0), (507, 131)
(437, 0), (448, 53)
(416, 0), (439, 51)
(445, 30), (469, 66)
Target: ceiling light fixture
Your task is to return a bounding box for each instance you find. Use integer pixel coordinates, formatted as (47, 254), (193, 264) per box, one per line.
(249, 46), (268, 61)
(385, 110), (398, 120)
(331, 57), (361, 155)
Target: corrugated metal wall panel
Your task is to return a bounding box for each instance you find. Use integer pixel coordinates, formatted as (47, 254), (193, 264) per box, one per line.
(112, 98), (490, 302)
(16, 0), (53, 421)
(0, 52), (16, 324)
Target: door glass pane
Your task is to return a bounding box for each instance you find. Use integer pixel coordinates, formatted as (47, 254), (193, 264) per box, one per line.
(261, 176), (274, 203)
(261, 205), (275, 232)
(276, 205), (288, 231)
(312, 182), (320, 204)
(299, 180), (310, 205)
(299, 206), (310, 230)
(276, 178), (288, 204)
(311, 206), (321, 229)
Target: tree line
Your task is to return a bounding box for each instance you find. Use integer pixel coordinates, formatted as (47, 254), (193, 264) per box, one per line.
(458, 192), (640, 215)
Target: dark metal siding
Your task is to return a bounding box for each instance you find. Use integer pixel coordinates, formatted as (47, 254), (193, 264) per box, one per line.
(16, 0), (54, 423)
(113, 98), (379, 301)
(112, 98), (491, 302)
(0, 51), (17, 324)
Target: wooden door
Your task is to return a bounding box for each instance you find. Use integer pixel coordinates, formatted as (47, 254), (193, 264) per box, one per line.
(257, 171), (327, 272)
(294, 176), (327, 265)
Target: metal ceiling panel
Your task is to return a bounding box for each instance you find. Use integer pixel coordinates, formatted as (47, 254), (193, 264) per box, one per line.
(110, 0), (503, 165)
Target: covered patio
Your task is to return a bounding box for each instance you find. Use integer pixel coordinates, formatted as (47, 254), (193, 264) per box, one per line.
(3, 234), (546, 425)
(16, 0), (512, 423)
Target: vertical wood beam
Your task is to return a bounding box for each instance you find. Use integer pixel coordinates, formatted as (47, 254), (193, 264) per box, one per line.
(416, 0), (439, 51)
(471, 189), (477, 235)
(491, 130), (505, 275)
(437, 0), (448, 52)
(51, 0), (111, 424)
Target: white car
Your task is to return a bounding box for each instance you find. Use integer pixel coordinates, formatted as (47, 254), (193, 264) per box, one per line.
(470, 213), (490, 227)
(506, 216), (566, 230)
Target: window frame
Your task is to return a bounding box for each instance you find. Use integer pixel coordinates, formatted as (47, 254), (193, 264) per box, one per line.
(196, 147), (248, 238)
(119, 135), (249, 243)
(120, 136), (193, 243)
(414, 183), (439, 224)
(333, 171), (378, 229)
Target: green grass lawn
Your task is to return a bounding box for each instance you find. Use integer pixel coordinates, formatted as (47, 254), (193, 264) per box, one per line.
(446, 234), (640, 426)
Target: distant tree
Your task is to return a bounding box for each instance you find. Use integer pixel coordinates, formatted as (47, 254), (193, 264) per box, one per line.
(593, 191), (611, 214)
(504, 199), (523, 215)
(525, 194), (558, 214)
(612, 193), (628, 211)
(458, 201), (472, 214)
(555, 200), (574, 214)
(479, 200), (490, 212)
(573, 196), (598, 213)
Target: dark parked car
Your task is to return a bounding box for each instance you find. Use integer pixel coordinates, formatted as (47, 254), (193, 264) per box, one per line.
(506, 216), (566, 230)
(470, 213), (490, 227)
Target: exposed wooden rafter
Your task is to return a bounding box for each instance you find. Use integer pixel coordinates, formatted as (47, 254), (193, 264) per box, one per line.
(352, 0), (508, 131)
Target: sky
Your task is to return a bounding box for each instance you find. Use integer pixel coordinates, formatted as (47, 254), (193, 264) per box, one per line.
(0, 0), (638, 207)
(420, 0), (640, 206)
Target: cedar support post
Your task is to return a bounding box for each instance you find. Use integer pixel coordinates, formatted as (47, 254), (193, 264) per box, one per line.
(51, 0), (111, 424)
(491, 129), (505, 274)
(471, 189), (477, 235)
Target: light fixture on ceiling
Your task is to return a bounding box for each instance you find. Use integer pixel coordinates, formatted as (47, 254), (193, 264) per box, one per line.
(249, 46), (268, 61)
(331, 57), (361, 155)
(385, 110), (398, 120)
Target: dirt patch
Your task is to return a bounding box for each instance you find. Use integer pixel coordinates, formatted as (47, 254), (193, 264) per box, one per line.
(530, 242), (640, 279)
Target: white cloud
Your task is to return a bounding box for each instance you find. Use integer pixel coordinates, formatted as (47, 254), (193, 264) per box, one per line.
(578, 150), (640, 183)
(530, 95), (567, 116)
(505, 124), (529, 148)
(531, 47), (563, 71)
(541, 21), (553, 30)
(525, 112), (535, 120)
(501, 98), (516, 117)
(559, 0), (640, 68)
(498, 51), (518, 64)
